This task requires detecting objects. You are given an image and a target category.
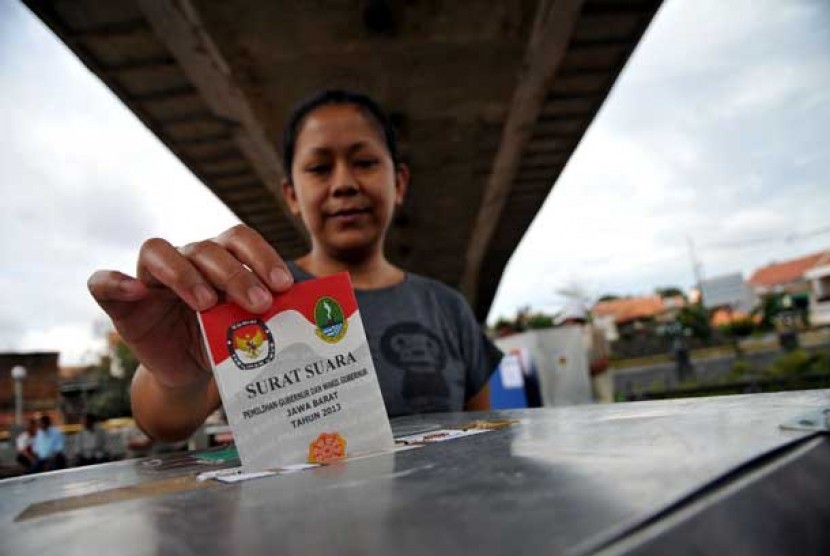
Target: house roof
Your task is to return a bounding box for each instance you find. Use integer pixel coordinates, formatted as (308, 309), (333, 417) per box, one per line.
(748, 250), (830, 290)
(592, 295), (669, 324)
(710, 308), (752, 327)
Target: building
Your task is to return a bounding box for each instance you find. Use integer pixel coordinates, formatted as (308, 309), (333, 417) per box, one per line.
(592, 295), (685, 341)
(748, 249), (830, 328)
(59, 365), (102, 425)
(804, 264), (830, 327)
(700, 273), (756, 313)
(748, 249), (830, 295)
(0, 352), (61, 429)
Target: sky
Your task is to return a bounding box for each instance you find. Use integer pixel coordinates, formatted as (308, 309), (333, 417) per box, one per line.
(488, 0), (830, 318)
(1, 0), (829, 365)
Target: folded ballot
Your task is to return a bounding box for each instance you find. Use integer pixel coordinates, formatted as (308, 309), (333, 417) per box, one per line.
(198, 272), (393, 470)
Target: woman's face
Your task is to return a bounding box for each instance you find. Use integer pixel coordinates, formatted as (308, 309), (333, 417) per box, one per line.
(284, 103), (408, 259)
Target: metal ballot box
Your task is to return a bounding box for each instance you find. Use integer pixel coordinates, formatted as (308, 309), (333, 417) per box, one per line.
(2, 390), (829, 555)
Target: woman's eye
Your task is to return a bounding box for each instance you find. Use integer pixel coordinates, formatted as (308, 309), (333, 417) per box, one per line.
(354, 159), (378, 169)
(306, 165), (330, 175)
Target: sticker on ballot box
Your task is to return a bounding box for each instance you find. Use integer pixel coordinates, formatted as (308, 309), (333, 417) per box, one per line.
(198, 272), (394, 470)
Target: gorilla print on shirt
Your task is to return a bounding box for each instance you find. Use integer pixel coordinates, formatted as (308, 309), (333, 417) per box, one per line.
(380, 322), (451, 413)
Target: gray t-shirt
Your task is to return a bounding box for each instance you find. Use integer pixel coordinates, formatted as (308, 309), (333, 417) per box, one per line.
(288, 262), (502, 417)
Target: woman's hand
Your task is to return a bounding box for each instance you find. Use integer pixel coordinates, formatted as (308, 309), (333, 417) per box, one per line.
(88, 224), (294, 390)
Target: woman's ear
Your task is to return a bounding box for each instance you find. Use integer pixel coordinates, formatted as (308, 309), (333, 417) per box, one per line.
(394, 163), (410, 207)
(282, 179), (301, 216)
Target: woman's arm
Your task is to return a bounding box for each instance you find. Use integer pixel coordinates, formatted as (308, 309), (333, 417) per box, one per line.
(131, 364), (222, 442)
(464, 383), (491, 412)
(89, 225), (292, 441)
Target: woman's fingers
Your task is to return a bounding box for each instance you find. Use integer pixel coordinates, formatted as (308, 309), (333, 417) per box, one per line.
(118, 226), (291, 315)
(87, 270), (150, 321)
(137, 238), (218, 312)
(88, 270), (148, 304)
(213, 224), (294, 292)
(179, 238), (273, 313)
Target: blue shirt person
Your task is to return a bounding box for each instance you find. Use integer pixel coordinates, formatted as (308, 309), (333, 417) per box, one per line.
(32, 415), (66, 472)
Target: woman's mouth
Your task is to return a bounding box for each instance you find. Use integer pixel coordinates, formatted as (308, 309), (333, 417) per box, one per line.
(327, 207), (372, 223)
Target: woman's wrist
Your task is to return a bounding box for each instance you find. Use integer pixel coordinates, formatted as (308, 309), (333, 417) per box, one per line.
(131, 365), (213, 441)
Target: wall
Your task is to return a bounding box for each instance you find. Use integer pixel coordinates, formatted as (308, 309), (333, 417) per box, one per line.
(0, 352), (60, 428)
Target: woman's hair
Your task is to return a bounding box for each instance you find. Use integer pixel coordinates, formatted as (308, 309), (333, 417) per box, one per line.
(282, 89), (400, 182)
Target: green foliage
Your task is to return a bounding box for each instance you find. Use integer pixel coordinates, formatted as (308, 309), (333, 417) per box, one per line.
(719, 317), (756, 339)
(754, 293), (785, 331)
(655, 286), (685, 299)
(767, 350), (829, 377)
(114, 341), (140, 378)
(526, 313), (555, 330)
(598, 293), (621, 302)
(87, 377), (131, 420)
(86, 339), (139, 419)
(676, 302), (712, 341)
(729, 359), (753, 378)
(646, 377), (668, 394)
(493, 308), (558, 334)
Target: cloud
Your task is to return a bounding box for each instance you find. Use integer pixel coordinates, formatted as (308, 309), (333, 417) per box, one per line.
(0, 2), (239, 363)
(19, 324), (107, 367)
(1, 1), (828, 352)
(718, 208), (789, 241)
(488, 0), (830, 322)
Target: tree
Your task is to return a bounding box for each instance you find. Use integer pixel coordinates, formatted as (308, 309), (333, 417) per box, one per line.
(597, 293), (622, 302)
(655, 286), (685, 300)
(112, 337), (140, 379)
(753, 293), (785, 331)
(526, 313), (555, 330)
(86, 334), (139, 419)
(719, 318), (756, 339)
(492, 317), (518, 337)
(719, 316), (756, 358)
(491, 308), (558, 335)
(676, 302), (712, 341)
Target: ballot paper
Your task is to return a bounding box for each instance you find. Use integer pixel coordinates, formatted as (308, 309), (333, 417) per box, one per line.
(198, 272), (394, 470)
(395, 429), (492, 444)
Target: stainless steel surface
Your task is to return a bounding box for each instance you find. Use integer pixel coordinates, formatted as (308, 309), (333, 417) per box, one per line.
(1, 390), (828, 555)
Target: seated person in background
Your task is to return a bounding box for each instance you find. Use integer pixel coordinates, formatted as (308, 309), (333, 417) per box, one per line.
(33, 414), (66, 472)
(15, 418), (37, 473)
(88, 90), (501, 443)
(75, 413), (109, 466)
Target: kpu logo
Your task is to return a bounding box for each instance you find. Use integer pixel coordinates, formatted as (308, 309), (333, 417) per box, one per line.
(226, 319), (275, 370)
(314, 296), (348, 344)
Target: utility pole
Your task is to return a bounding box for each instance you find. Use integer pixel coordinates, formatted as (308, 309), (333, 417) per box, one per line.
(686, 236), (704, 303)
(11, 365), (27, 425)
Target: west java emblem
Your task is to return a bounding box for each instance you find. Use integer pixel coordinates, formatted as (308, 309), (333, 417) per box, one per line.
(308, 432), (347, 463)
(314, 296), (348, 344)
(226, 319), (275, 370)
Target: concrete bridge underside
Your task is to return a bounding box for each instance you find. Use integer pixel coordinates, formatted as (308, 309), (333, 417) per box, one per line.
(25, 0), (661, 319)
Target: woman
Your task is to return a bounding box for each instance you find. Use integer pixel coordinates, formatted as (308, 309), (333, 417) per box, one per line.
(88, 90), (501, 442)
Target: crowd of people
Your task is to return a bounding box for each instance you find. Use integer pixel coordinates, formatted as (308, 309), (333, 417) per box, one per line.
(13, 413), (110, 474)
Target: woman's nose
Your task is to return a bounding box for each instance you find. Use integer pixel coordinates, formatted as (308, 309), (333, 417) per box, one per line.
(331, 161), (359, 196)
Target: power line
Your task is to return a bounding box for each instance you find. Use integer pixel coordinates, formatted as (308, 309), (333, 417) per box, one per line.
(687, 236), (704, 288)
(698, 224), (830, 250)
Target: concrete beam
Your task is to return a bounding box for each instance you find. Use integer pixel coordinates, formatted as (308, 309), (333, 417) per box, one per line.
(136, 0), (307, 243)
(460, 0), (584, 306)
